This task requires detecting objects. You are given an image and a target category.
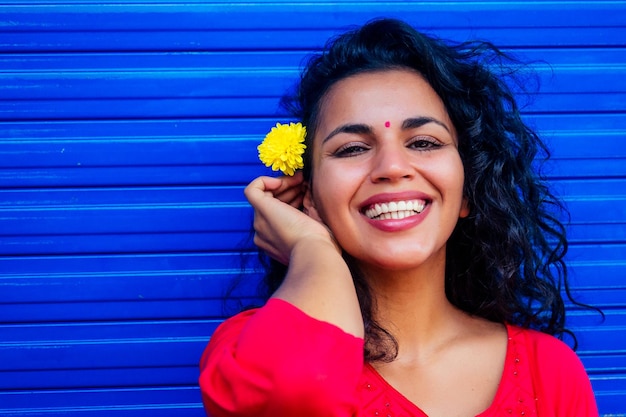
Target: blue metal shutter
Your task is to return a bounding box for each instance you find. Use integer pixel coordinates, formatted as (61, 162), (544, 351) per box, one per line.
(1, 1), (624, 415)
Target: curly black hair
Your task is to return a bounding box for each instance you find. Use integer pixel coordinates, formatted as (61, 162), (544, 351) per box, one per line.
(257, 18), (587, 362)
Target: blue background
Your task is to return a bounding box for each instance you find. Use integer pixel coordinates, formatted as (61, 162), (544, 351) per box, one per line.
(1, 1), (625, 415)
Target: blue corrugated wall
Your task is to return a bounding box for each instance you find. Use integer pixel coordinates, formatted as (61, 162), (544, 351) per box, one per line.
(1, 1), (625, 415)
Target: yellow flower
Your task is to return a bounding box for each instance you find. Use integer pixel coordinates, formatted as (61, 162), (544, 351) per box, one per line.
(257, 122), (307, 176)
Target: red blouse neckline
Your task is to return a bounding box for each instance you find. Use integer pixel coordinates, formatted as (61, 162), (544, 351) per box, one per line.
(360, 323), (523, 417)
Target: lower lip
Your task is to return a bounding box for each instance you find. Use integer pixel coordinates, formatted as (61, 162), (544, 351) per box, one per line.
(362, 205), (429, 232)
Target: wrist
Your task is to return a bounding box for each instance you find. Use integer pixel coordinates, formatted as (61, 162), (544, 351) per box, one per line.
(290, 234), (342, 263)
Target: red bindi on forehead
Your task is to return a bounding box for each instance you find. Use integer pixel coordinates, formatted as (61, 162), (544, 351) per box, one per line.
(384, 121), (391, 128)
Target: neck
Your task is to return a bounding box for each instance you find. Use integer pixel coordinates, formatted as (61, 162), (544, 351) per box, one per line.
(359, 256), (468, 361)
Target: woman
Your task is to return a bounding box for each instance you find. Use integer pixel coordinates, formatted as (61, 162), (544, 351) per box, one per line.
(199, 18), (598, 416)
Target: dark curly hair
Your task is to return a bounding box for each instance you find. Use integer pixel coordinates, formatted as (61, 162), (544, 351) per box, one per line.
(256, 18), (587, 362)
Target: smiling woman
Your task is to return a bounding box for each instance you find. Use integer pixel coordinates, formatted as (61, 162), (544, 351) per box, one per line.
(198, 18), (599, 417)
(308, 70), (467, 272)
(1, 2), (624, 416)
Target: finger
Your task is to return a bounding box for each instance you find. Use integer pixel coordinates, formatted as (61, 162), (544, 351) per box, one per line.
(244, 176), (282, 204)
(275, 173), (305, 204)
(275, 185), (304, 206)
(288, 194), (304, 209)
(246, 175), (305, 212)
(245, 172), (303, 199)
(272, 171), (304, 196)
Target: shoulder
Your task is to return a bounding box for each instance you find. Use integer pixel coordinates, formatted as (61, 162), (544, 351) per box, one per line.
(202, 298), (328, 356)
(513, 326), (584, 377)
(199, 298), (364, 417)
(201, 298), (364, 375)
(508, 325), (599, 416)
(206, 305), (259, 342)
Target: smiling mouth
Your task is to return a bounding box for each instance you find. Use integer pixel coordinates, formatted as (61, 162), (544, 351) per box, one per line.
(363, 199), (427, 220)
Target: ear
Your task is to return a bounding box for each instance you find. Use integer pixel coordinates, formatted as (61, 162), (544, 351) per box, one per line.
(302, 182), (324, 222)
(459, 197), (470, 219)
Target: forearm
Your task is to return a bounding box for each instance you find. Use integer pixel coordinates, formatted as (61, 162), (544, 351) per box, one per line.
(272, 237), (364, 338)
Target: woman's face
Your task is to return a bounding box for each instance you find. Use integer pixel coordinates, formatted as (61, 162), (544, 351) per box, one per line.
(304, 69), (468, 273)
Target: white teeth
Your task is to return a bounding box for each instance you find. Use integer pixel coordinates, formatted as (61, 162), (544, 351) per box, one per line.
(364, 199), (427, 220)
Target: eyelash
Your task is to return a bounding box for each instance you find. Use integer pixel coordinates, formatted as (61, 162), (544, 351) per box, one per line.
(332, 137), (443, 158)
(408, 137), (444, 150)
(333, 142), (370, 157)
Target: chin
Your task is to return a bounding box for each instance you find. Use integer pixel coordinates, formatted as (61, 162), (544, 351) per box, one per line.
(359, 257), (433, 273)
(354, 249), (446, 274)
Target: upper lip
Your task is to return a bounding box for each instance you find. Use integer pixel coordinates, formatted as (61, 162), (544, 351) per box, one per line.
(359, 191), (431, 212)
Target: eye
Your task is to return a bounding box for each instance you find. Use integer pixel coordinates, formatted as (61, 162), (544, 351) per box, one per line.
(333, 142), (370, 158)
(408, 136), (443, 151)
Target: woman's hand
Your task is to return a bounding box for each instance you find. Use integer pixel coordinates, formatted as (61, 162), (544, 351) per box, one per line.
(245, 172), (363, 338)
(244, 172), (337, 265)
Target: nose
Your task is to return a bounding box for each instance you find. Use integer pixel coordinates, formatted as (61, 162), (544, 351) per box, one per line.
(369, 142), (414, 183)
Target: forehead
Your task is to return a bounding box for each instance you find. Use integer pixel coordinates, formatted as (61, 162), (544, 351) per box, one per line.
(316, 69), (452, 134)
(324, 68), (436, 97)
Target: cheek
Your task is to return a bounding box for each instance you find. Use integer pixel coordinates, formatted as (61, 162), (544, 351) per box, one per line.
(311, 175), (340, 223)
(448, 161), (465, 190)
(434, 150), (464, 181)
(443, 158), (466, 206)
(453, 157), (465, 190)
(311, 165), (358, 224)
(423, 155), (465, 201)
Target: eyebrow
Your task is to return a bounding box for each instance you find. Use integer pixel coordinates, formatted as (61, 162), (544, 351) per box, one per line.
(322, 123), (372, 143)
(322, 116), (450, 143)
(402, 116), (451, 133)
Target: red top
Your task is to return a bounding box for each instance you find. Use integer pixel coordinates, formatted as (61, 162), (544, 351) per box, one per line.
(199, 298), (598, 417)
